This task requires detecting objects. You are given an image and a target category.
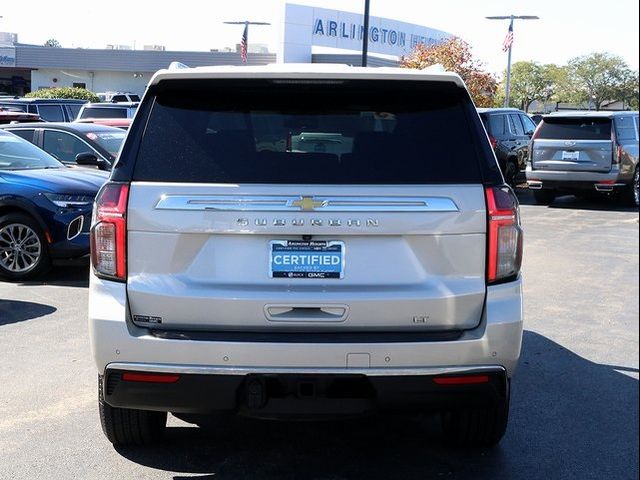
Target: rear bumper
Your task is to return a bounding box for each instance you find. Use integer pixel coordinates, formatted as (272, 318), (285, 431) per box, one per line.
(525, 166), (630, 191)
(89, 276), (523, 412)
(103, 366), (508, 415)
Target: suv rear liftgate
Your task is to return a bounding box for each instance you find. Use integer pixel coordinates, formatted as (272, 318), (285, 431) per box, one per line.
(89, 69), (523, 447)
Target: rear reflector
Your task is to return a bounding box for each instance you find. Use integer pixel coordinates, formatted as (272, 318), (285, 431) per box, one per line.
(433, 375), (490, 385)
(121, 372), (180, 383)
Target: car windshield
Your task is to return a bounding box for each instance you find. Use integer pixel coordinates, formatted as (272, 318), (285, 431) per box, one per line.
(0, 134), (64, 170)
(85, 131), (126, 157)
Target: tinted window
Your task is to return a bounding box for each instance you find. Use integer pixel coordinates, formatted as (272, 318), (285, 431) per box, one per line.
(128, 94), (141, 102)
(134, 80), (484, 184)
(37, 105), (65, 122)
(615, 116), (639, 142)
(0, 134), (62, 170)
(80, 107), (127, 119)
(521, 115), (537, 135)
(509, 114), (525, 136)
(537, 117), (612, 140)
(8, 129), (35, 142)
(43, 130), (93, 163)
(488, 114), (507, 136)
(111, 95), (128, 102)
(65, 104), (83, 120)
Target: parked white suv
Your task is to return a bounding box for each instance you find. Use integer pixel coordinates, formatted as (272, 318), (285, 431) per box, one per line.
(89, 64), (524, 447)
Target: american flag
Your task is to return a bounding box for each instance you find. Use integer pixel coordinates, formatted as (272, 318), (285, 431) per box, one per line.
(502, 23), (514, 52)
(240, 23), (248, 63)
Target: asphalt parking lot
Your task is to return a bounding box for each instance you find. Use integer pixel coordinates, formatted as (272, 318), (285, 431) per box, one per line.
(0, 190), (638, 480)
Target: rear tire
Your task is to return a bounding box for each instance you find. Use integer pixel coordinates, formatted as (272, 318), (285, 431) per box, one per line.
(441, 390), (510, 448)
(620, 166), (639, 207)
(98, 375), (167, 446)
(532, 189), (556, 205)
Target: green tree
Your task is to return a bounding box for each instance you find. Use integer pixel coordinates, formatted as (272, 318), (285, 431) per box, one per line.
(496, 62), (567, 110)
(567, 53), (634, 110)
(401, 37), (498, 107)
(25, 87), (99, 102)
(619, 69), (639, 110)
(506, 61), (548, 112)
(44, 38), (61, 48)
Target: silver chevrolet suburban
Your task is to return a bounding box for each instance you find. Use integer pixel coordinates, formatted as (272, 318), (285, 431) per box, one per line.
(88, 64), (524, 447)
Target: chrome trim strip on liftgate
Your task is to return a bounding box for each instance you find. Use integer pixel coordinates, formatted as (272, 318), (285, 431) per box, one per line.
(155, 195), (460, 212)
(105, 362), (504, 377)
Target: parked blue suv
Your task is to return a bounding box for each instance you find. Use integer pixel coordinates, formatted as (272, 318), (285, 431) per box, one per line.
(0, 130), (107, 280)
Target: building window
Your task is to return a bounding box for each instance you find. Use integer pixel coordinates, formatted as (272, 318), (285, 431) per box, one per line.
(73, 82), (87, 89)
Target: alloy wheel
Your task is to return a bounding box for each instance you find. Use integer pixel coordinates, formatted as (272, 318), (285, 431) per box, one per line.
(0, 223), (42, 273)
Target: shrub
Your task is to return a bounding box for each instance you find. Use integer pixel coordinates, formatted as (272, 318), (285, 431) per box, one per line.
(25, 87), (100, 102)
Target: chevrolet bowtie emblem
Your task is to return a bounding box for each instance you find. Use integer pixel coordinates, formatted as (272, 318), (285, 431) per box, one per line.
(291, 196), (326, 211)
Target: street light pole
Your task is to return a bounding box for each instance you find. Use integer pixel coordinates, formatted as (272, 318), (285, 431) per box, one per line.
(485, 15), (539, 108)
(504, 17), (514, 108)
(362, 0), (371, 67)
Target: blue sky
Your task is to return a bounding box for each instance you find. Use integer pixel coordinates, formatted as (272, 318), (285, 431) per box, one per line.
(1, 0), (638, 75)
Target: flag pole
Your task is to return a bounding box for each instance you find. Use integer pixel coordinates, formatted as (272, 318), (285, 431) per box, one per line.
(485, 15), (539, 108)
(223, 20), (271, 63)
(504, 16), (514, 108)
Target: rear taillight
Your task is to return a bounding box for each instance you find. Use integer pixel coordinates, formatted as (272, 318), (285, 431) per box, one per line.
(90, 182), (129, 281)
(529, 125), (541, 165)
(613, 145), (623, 165)
(612, 130), (620, 165)
(486, 186), (523, 284)
(488, 135), (498, 149)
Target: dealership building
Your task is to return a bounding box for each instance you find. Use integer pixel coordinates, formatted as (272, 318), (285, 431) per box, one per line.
(0, 4), (450, 97)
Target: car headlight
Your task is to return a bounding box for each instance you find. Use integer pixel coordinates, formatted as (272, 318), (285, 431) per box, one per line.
(43, 193), (94, 208)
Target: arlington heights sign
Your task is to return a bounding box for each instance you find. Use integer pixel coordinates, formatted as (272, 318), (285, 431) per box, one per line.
(279, 3), (451, 62)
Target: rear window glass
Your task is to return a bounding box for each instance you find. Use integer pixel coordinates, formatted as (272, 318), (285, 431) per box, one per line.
(537, 117), (612, 140)
(81, 107), (127, 119)
(133, 80), (483, 184)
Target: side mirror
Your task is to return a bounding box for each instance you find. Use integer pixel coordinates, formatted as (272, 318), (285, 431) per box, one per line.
(75, 152), (110, 171)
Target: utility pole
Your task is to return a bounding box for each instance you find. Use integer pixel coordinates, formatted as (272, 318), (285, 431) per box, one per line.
(486, 15), (539, 108)
(361, 0), (371, 67)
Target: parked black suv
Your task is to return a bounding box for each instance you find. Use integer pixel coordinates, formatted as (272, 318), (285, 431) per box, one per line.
(478, 108), (538, 186)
